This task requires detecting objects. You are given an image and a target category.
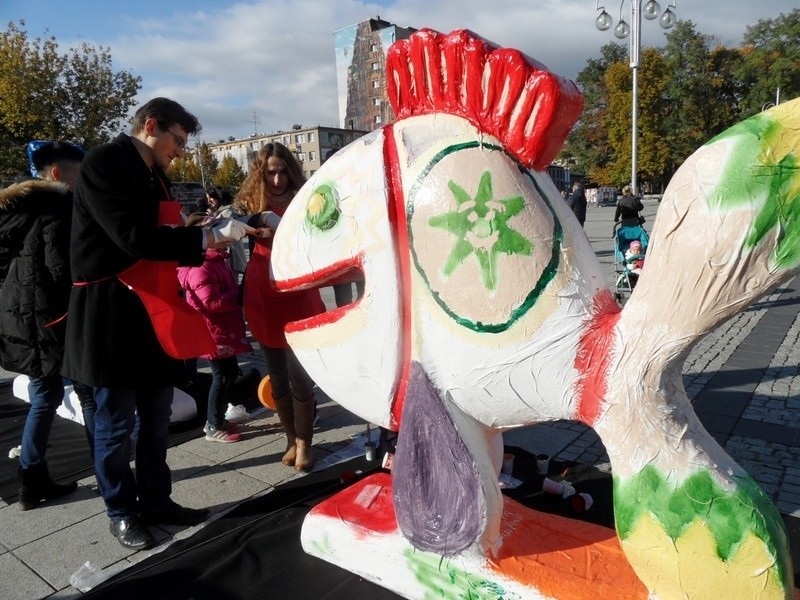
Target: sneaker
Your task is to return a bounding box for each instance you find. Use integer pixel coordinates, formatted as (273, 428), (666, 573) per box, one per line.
(203, 420), (238, 434)
(204, 425), (242, 443)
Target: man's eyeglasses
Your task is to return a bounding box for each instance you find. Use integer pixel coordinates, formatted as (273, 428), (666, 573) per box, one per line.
(164, 128), (187, 151)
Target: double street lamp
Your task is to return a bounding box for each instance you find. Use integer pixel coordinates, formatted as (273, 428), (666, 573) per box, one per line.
(595, 0), (677, 195)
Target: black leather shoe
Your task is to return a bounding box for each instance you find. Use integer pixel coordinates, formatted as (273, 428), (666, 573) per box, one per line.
(110, 516), (154, 550)
(142, 500), (209, 526)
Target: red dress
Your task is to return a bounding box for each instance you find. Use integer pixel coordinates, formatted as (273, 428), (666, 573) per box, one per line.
(243, 206), (325, 348)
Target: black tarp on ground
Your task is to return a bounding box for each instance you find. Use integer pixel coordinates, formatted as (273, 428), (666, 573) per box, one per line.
(82, 448), (617, 600)
(84, 456), (402, 600)
(0, 371), (261, 503)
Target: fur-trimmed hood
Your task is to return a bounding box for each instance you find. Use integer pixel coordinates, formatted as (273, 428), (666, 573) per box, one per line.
(0, 179), (70, 211)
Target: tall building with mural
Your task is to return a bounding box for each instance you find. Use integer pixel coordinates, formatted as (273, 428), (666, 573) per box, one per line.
(334, 17), (416, 132)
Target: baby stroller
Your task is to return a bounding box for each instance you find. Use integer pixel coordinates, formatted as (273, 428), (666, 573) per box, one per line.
(613, 220), (649, 302)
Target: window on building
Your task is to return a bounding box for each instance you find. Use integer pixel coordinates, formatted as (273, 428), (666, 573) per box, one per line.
(374, 115), (382, 124)
(309, 151), (316, 161)
(371, 62), (379, 71)
(373, 98), (381, 106)
(283, 135), (290, 144)
(308, 132), (315, 142)
(372, 80), (380, 88)
(298, 152), (306, 162)
(296, 133), (306, 143)
(370, 43), (379, 52)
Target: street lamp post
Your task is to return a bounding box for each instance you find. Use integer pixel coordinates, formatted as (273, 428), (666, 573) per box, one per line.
(595, 0), (676, 195)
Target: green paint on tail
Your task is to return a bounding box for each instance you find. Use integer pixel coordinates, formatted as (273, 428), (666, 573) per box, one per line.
(614, 465), (791, 584)
(404, 548), (518, 599)
(705, 112), (800, 268)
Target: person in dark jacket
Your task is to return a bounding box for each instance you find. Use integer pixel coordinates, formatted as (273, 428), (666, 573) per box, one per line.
(614, 185), (644, 225)
(0, 141), (86, 510)
(62, 97), (248, 550)
(565, 181), (587, 227)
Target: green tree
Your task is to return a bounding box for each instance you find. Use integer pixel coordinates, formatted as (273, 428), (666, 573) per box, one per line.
(567, 43), (628, 185)
(166, 154), (201, 182)
(0, 20), (140, 179)
(736, 9), (800, 116)
(196, 143), (218, 184)
(581, 46), (672, 191)
(661, 21), (744, 177)
(214, 155), (246, 195)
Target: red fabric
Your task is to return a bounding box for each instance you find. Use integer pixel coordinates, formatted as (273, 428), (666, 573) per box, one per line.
(118, 201), (216, 359)
(177, 249), (252, 360)
(243, 210), (325, 348)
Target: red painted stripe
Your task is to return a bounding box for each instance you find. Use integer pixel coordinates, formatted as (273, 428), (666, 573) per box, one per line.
(384, 125), (412, 430)
(573, 290), (621, 426)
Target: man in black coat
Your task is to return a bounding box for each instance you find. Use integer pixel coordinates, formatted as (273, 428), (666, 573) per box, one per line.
(0, 141), (87, 510)
(565, 181), (587, 227)
(62, 97), (248, 550)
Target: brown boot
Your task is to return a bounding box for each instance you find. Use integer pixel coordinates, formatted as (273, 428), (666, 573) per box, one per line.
(273, 394), (296, 466)
(293, 397), (315, 472)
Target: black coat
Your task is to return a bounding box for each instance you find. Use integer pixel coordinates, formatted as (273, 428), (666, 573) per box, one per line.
(615, 194), (643, 222)
(566, 188), (587, 225)
(62, 133), (205, 388)
(0, 180), (72, 377)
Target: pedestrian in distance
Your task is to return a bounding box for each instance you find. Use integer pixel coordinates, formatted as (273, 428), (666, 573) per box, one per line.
(0, 140), (92, 510)
(565, 181), (587, 227)
(62, 97), (250, 550)
(614, 185), (645, 226)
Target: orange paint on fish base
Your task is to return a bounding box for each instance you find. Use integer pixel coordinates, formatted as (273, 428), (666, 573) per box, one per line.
(306, 473), (648, 598)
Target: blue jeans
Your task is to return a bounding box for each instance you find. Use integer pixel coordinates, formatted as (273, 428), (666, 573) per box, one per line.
(93, 387), (172, 519)
(71, 381), (95, 456)
(208, 356), (239, 428)
(20, 374), (65, 469)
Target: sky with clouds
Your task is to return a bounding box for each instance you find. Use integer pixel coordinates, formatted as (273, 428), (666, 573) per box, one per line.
(4, 0), (797, 144)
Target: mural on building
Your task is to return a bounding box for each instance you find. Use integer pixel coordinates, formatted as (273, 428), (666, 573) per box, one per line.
(334, 18), (414, 132)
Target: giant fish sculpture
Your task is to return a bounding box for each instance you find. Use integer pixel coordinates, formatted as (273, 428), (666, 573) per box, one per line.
(270, 28), (799, 599)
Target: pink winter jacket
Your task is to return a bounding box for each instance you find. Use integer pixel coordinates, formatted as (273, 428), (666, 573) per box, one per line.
(177, 249), (252, 360)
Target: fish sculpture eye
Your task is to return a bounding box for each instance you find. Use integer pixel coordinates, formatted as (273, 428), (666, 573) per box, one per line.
(306, 183), (340, 231)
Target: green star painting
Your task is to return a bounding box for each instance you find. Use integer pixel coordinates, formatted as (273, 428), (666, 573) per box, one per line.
(428, 171), (532, 290)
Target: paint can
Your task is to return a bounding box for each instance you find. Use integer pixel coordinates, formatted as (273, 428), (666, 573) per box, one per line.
(542, 478), (564, 495)
(570, 492), (594, 512)
(365, 441), (377, 461)
(501, 453), (515, 474)
(536, 453), (550, 475)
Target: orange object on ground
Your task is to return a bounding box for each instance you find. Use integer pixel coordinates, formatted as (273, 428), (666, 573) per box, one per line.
(257, 376), (275, 409)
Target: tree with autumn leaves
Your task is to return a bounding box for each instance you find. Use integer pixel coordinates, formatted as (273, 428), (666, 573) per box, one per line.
(165, 143), (245, 196)
(0, 21), (140, 181)
(566, 9), (800, 192)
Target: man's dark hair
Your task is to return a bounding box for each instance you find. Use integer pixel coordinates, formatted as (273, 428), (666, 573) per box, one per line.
(31, 142), (85, 172)
(131, 97), (201, 136)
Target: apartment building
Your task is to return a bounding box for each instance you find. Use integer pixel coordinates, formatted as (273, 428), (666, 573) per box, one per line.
(208, 124), (369, 180)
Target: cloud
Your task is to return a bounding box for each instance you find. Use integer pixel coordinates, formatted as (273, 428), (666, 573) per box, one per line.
(73, 0), (796, 143)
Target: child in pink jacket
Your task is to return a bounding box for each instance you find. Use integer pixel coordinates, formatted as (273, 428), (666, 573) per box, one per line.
(178, 247), (252, 442)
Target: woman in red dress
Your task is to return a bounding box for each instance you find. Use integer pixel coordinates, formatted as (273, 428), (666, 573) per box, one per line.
(234, 143), (325, 471)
